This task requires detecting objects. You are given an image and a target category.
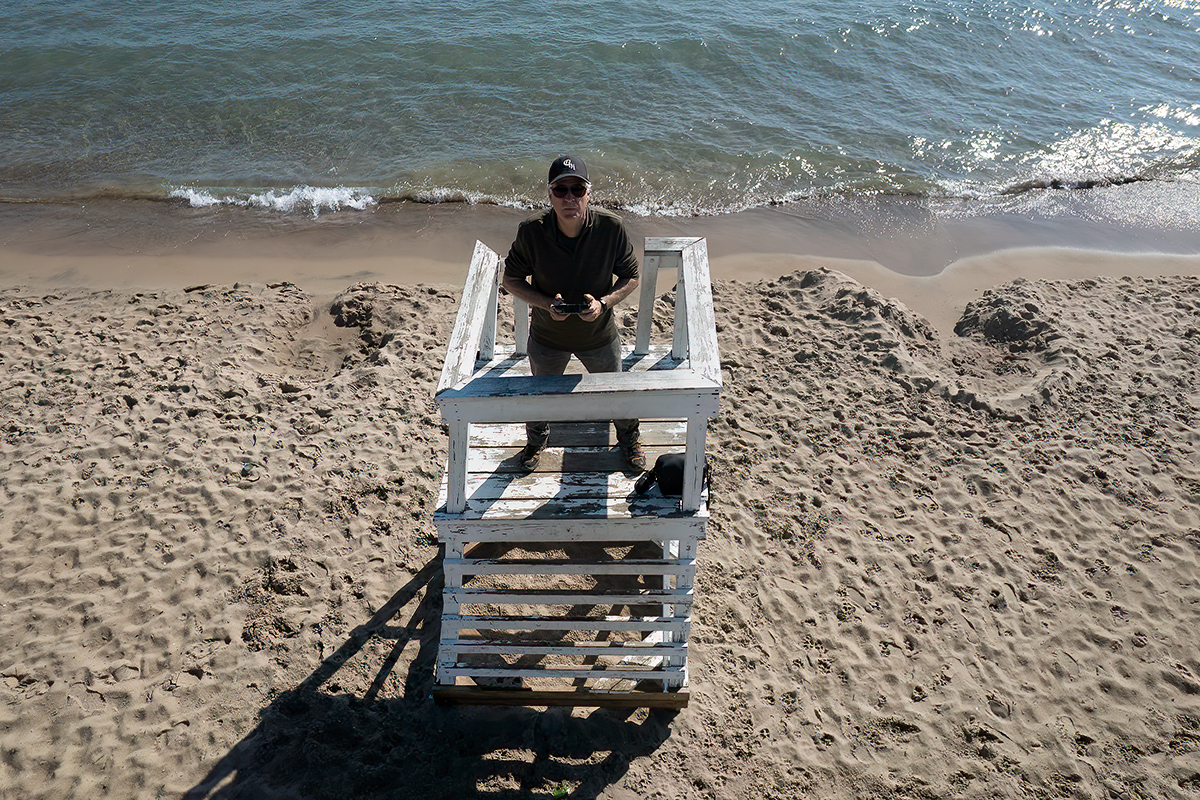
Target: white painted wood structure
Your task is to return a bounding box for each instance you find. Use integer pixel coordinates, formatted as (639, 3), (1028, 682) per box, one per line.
(432, 237), (720, 707)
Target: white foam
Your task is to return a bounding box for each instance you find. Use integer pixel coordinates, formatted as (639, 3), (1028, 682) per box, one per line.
(168, 185), (377, 216)
(168, 187), (230, 207)
(247, 185), (376, 215)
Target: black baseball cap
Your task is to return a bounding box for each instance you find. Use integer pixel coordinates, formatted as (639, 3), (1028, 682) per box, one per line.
(548, 155), (589, 185)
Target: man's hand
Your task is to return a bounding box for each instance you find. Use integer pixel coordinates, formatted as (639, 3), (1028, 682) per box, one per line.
(548, 294), (572, 321)
(578, 294), (603, 322)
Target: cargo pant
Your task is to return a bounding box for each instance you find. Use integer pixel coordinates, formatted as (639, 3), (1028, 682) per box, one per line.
(525, 336), (640, 449)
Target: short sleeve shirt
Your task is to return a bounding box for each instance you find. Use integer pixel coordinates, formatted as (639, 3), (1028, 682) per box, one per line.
(504, 207), (640, 352)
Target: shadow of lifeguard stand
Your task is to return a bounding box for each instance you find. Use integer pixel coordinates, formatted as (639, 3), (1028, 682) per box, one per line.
(432, 237), (720, 708)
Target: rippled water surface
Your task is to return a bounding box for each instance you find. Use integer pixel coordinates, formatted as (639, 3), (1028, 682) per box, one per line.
(2, 0), (1198, 218)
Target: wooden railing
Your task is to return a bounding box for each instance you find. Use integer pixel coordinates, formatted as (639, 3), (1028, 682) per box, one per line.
(435, 237), (721, 515)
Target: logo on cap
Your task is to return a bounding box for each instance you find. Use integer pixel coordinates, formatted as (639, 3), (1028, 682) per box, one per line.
(563, 159), (576, 171)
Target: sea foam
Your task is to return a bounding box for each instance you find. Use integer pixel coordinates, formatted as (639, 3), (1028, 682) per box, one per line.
(170, 185), (377, 216)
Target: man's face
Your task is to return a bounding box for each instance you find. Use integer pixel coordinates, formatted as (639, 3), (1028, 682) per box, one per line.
(549, 179), (589, 224)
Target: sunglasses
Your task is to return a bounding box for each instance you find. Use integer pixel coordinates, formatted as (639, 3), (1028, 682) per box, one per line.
(551, 183), (588, 198)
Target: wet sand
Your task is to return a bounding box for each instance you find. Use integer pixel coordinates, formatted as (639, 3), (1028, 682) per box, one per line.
(4, 192), (1200, 329)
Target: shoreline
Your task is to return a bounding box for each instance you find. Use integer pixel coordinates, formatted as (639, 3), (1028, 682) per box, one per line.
(3, 195), (1199, 338)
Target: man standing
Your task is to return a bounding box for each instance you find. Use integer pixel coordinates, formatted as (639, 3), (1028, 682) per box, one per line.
(502, 155), (645, 472)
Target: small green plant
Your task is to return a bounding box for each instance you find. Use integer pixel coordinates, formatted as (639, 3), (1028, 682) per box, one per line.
(550, 782), (570, 799)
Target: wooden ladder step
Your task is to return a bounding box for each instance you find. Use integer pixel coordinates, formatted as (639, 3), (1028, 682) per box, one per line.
(444, 614), (690, 633)
(447, 640), (686, 657)
(444, 557), (696, 576)
(446, 587), (693, 605)
(440, 496), (691, 520)
(431, 686), (691, 708)
(440, 664), (684, 681)
(469, 419), (687, 446)
(438, 521), (708, 543)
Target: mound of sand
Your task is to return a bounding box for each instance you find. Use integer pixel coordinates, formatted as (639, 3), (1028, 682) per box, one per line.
(0, 271), (1197, 798)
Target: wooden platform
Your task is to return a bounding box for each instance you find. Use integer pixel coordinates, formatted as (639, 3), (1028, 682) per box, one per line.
(433, 420), (702, 705)
(430, 237), (719, 707)
(435, 418), (707, 522)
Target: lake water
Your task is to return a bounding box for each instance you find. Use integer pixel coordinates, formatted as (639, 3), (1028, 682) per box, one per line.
(2, 0), (1198, 231)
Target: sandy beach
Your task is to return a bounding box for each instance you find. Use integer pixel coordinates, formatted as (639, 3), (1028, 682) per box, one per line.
(1, 200), (1199, 799)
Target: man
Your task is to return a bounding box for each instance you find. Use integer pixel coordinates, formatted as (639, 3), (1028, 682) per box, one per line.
(501, 155), (645, 472)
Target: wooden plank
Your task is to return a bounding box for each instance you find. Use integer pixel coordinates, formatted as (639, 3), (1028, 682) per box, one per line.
(446, 587), (693, 606)
(440, 367), (719, 401)
(681, 239), (721, 382)
(448, 640), (687, 657)
(437, 538), (466, 685)
(457, 444), (680, 477)
(479, 253), (502, 362)
(464, 354), (530, 379)
(443, 615), (691, 633)
(658, 543), (678, 632)
(445, 419), (469, 514)
(442, 463), (667, 492)
(644, 237), (703, 256)
(472, 344), (685, 378)
(438, 491), (694, 515)
(436, 241), (500, 394)
(437, 377), (720, 424)
(666, 543), (697, 671)
(673, 261), (689, 360)
(444, 557), (696, 576)
(682, 416), (708, 513)
(435, 516), (707, 541)
(440, 664), (684, 680)
(469, 419), (687, 447)
(431, 686), (690, 708)
(453, 357), (700, 388)
(434, 495), (699, 521)
(447, 470), (639, 504)
(635, 254), (661, 355)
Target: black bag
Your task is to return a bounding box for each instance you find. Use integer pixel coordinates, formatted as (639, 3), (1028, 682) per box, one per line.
(634, 453), (703, 497)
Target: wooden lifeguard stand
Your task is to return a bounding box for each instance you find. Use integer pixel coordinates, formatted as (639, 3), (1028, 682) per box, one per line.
(432, 237), (720, 708)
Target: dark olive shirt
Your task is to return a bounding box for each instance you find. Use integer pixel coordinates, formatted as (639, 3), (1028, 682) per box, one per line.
(504, 207), (640, 352)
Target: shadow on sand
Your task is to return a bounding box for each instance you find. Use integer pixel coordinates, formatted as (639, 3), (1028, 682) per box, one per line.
(184, 554), (676, 799)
